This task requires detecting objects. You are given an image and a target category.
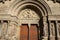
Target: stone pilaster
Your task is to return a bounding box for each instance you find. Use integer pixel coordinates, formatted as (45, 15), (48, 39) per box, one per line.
(49, 21), (55, 40)
(56, 21), (59, 36)
(56, 21), (60, 40)
(43, 22), (48, 36)
(43, 17), (48, 40)
(0, 20), (8, 40)
(6, 21), (19, 40)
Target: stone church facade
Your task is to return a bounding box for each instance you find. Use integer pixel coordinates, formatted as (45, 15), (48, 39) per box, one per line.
(0, 0), (60, 40)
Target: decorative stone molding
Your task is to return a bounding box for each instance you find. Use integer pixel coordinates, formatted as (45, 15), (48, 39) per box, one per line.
(48, 15), (60, 20)
(43, 16), (48, 40)
(43, 22), (48, 36)
(9, 0), (51, 16)
(0, 14), (18, 24)
(19, 9), (40, 24)
(0, 0), (52, 40)
(50, 23), (55, 36)
(6, 21), (19, 40)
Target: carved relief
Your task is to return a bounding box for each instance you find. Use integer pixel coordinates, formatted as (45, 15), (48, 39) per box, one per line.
(19, 9), (40, 19)
(19, 9), (40, 24)
(58, 23), (60, 36)
(0, 21), (18, 40)
(50, 23), (55, 36)
(6, 22), (18, 40)
(43, 22), (48, 36)
(0, 21), (8, 40)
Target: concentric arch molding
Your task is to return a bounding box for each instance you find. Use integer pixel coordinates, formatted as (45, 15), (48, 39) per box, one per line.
(9, 0), (52, 16)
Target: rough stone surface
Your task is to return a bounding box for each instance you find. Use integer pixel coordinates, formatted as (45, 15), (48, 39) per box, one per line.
(0, 0), (60, 40)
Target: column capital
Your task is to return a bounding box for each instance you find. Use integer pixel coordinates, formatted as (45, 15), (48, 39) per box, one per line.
(56, 21), (58, 23)
(43, 16), (47, 22)
(9, 21), (18, 26)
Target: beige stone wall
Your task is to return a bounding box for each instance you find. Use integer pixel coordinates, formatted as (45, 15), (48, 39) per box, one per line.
(0, 0), (60, 40)
(0, 0), (60, 15)
(45, 0), (60, 15)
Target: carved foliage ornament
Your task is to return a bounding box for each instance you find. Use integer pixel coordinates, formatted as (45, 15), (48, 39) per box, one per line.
(19, 9), (40, 20)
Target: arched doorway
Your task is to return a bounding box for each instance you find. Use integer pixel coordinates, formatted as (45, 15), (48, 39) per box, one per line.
(19, 9), (40, 40)
(9, 0), (52, 40)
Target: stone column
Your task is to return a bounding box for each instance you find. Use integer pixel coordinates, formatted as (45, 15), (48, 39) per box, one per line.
(49, 21), (52, 36)
(43, 21), (48, 37)
(49, 21), (56, 40)
(56, 21), (59, 36)
(0, 20), (8, 40)
(2, 21), (8, 35)
(56, 21), (59, 40)
(48, 21), (51, 40)
(2, 21), (8, 40)
(49, 21), (52, 40)
(43, 17), (48, 40)
(6, 21), (18, 40)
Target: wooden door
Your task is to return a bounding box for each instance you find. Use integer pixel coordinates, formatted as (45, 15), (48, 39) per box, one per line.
(30, 24), (38, 40)
(20, 24), (28, 40)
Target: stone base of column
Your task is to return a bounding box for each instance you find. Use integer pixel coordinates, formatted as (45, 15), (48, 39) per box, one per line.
(42, 37), (48, 40)
(50, 36), (55, 40)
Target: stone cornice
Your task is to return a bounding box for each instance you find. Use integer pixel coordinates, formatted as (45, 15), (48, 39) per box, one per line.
(48, 15), (60, 20)
(0, 14), (18, 23)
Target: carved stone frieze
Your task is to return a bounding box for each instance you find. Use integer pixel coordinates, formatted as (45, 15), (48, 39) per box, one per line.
(19, 9), (40, 24)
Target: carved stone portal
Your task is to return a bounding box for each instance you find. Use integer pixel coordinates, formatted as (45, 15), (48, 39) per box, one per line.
(18, 9), (40, 24)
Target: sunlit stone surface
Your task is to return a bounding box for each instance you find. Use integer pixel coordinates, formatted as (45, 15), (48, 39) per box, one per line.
(0, 0), (60, 40)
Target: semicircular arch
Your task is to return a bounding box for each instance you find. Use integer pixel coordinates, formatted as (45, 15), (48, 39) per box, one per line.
(9, 0), (52, 17)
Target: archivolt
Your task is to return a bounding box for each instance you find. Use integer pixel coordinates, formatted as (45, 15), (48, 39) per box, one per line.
(9, 0), (52, 16)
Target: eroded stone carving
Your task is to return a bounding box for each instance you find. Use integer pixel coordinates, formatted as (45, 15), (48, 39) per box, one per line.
(19, 9), (40, 24)
(19, 9), (40, 19)
(58, 23), (60, 36)
(0, 21), (18, 40)
(50, 23), (55, 36)
(0, 22), (8, 40)
(43, 22), (48, 36)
